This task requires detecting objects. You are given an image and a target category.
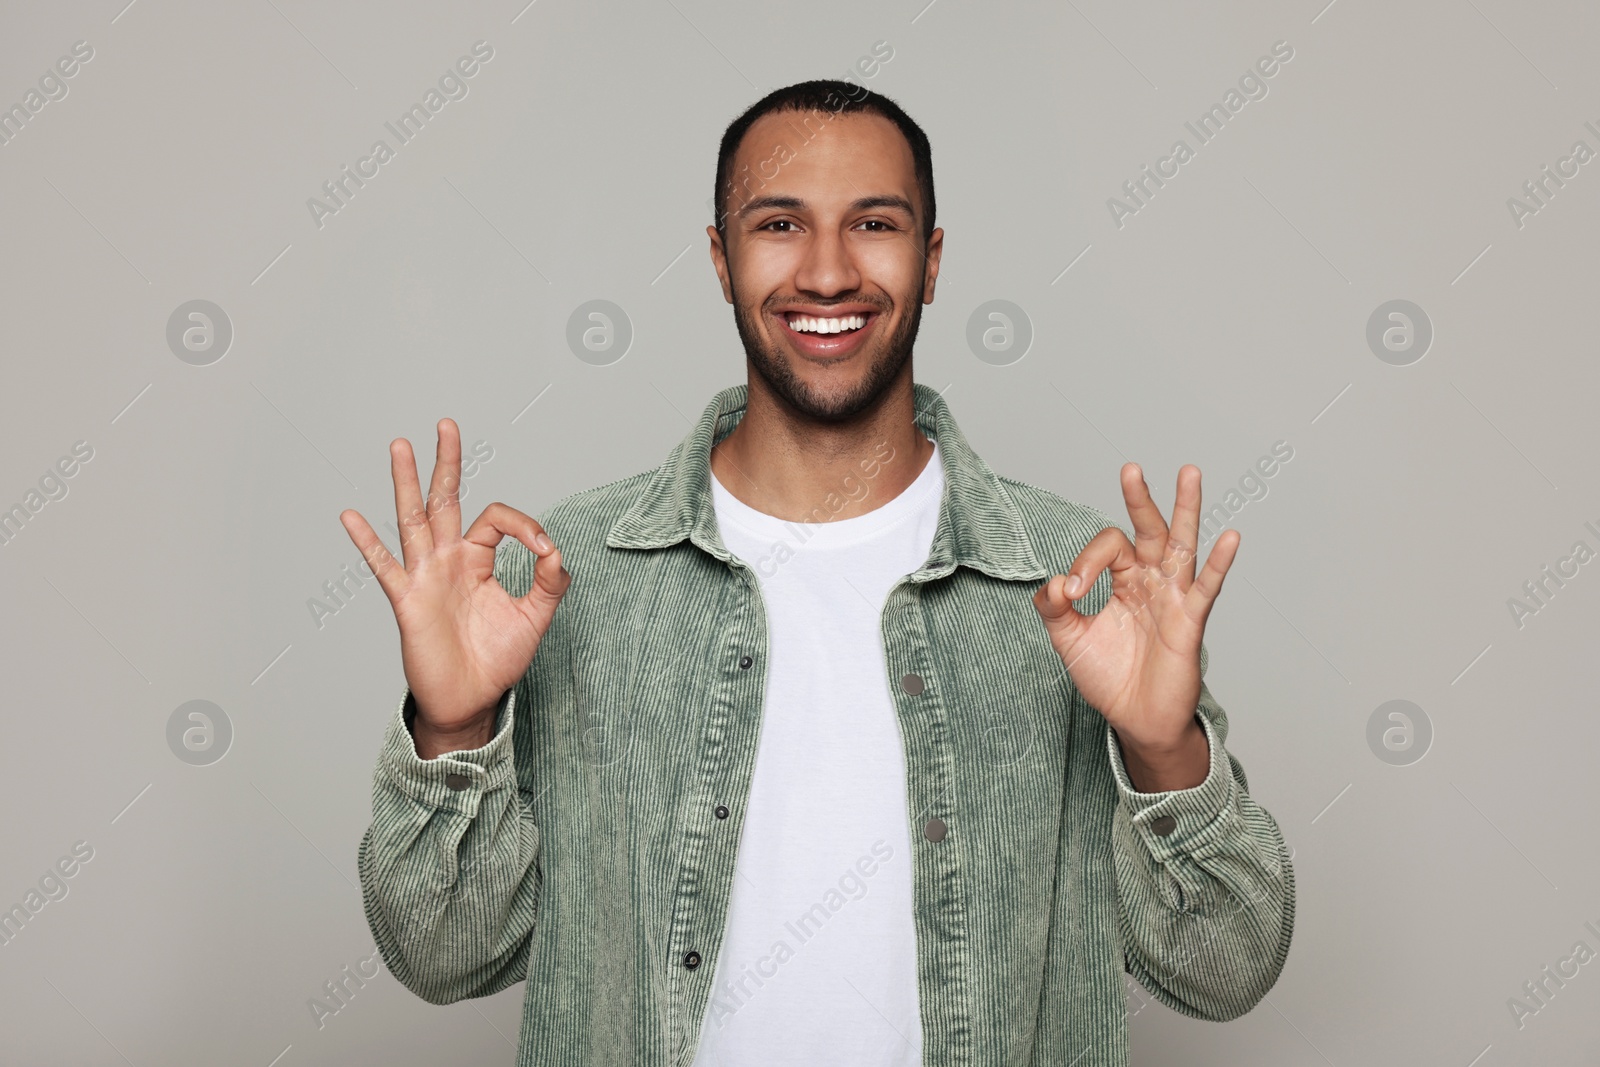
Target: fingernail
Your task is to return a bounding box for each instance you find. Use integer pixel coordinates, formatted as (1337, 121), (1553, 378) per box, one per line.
(1063, 574), (1081, 596)
(534, 533), (554, 553)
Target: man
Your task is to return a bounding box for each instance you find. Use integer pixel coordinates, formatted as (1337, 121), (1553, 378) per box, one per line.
(341, 79), (1294, 1066)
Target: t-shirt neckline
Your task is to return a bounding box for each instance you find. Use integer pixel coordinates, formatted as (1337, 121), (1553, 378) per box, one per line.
(710, 436), (943, 549)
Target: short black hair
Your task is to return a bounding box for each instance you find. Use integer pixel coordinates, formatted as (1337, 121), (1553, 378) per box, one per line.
(713, 79), (936, 246)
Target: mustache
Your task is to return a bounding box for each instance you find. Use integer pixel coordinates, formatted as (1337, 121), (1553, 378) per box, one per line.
(767, 298), (891, 314)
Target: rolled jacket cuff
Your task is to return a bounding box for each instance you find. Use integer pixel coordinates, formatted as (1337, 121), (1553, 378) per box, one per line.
(379, 685), (517, 816)
(1105, 709), (1239, 862)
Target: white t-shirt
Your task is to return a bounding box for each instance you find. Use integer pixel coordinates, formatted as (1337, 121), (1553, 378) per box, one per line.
(690, 436), (943, 1067)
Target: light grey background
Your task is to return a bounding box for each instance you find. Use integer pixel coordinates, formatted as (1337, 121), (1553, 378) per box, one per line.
(2, 0), (1596, 1063)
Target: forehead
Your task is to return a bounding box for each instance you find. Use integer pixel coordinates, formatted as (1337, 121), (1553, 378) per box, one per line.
(729, 109), (918, 208)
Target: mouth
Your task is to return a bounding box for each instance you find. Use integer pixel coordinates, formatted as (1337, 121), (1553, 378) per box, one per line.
(778, 309), (881, 360)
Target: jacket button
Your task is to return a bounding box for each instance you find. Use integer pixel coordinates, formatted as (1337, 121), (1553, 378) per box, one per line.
(739, 655), (753, 670)
(900, 673), (925, 696)
(714, 804), (730, 820)
(683, 950), (702, 970)
(1150, 815), (1177, 837)
(444, 773), (470, 791)
(923, 817), (947, 842)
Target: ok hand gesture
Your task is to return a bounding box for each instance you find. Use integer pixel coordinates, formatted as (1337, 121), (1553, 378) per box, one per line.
(1032, 463), (1237, 791)
(339, 419), (570, 759)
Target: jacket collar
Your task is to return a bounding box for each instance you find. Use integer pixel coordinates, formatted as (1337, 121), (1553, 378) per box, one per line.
(605, 381), (1049, 583)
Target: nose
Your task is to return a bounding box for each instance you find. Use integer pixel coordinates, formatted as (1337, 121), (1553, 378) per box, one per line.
(792, 225), (861, 298)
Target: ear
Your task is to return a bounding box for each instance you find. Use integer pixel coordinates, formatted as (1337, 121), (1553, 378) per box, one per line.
(707, 224), (734, 304)
(921, 227), (944, 304)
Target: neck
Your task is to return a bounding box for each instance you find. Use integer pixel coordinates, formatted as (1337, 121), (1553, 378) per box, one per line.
(709, 369), (936, 523)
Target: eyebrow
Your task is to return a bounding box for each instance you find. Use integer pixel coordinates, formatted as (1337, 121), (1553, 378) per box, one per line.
(735, 194), (916, 220)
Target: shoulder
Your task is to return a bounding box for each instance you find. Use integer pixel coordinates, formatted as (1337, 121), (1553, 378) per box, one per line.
(538, 470), (656, 540)
(995, 475), (1126, 563)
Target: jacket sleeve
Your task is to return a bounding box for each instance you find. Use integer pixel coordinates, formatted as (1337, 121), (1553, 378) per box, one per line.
(1106, 649), (1296, 1021)
(356, 542), (549, 1006)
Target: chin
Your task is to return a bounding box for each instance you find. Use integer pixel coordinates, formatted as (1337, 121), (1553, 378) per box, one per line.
(731, 291), (921, 423)
(772, 353), (906, 423)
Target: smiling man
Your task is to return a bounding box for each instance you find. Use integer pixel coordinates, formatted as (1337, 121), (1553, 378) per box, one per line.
(345, 80), (1294, 1066)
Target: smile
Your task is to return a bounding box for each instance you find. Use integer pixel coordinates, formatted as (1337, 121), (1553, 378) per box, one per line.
(785, 313), (868, 335)
(777, 309), (879, 359)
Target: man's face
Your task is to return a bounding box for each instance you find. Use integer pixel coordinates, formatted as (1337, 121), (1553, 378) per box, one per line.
(709, 109), (944, 423)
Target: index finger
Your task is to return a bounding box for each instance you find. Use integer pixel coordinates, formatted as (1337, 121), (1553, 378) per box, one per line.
(1063, 524), (1138, 600)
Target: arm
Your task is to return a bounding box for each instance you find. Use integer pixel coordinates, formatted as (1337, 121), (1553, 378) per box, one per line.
(339, 418), (570, 1005)
(357, 676), (542, 1004)
(1032, 465), (1296, 1020)
(1106, 668), (1295, 1020)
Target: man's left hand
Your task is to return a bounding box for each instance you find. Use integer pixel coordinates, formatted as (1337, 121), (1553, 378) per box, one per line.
(1032, 463), (1237, 792)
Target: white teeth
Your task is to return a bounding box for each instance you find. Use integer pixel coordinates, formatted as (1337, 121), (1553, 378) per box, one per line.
(789, 314), (867, 334)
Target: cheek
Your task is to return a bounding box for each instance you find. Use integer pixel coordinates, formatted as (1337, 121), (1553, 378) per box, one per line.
(729, 247), (796, 308)
(861, 243), (924, 297)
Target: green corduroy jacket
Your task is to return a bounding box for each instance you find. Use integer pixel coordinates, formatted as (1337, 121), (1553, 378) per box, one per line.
(358, 380), (1296, 1066)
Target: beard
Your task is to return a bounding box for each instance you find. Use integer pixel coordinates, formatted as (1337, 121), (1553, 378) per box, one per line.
(730, 277), (924, 424)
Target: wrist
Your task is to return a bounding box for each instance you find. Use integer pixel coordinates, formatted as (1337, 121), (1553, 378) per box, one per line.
(1116, 715), (1209, 792)
(411, 706), (498, 761)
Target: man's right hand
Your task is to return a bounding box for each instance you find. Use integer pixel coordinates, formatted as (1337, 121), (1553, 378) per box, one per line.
(339, 418), (570, 760)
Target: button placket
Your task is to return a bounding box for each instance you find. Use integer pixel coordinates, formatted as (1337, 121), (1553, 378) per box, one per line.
(673, 565), (764, 1022)
(714, 644), (750, 828)
(901, 672), (948, 845)
(883, 576), (975, 1052)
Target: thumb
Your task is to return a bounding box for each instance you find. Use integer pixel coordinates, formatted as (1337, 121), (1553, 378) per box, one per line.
(1033, 573), (1092, 650)
(527, 540), (572, 605)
